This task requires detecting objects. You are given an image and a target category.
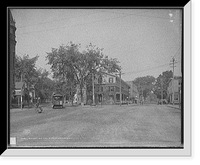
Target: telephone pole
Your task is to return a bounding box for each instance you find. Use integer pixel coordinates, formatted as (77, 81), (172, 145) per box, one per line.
(21, 74), (23, 110)
(160, 77), (163, 104)
(170, 57), (177, 105)
(92, 72), (96, 106)
(119, 71), (122, 106)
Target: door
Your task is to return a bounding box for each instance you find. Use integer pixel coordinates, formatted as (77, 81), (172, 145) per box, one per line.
(109, 95), (114, 104)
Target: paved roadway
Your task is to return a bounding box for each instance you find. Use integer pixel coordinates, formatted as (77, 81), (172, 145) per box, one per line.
(10, 104), (182, 147)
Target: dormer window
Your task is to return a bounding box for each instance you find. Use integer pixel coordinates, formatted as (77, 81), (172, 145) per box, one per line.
(109, 77), (113, 83)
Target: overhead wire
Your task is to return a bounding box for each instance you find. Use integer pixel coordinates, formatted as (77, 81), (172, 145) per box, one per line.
(121, 46), (181, 75)
(122, 63), (171, 75)
(16, 9), (175, 36)
(15, 9), (182, 78)
(16, 10), (103, 29)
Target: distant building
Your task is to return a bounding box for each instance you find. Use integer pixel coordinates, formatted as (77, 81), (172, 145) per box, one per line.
(94, 72), (130, 105)
(126, 81), (139, 103)
(9, 10), (16, 107)
(12, 82), (25, 107)
(167, 76), (182, 104)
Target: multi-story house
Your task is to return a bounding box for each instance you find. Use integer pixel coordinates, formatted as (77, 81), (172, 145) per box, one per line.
(167, 76), (182, 104)
(94, 72), (130, 105)
(126, 81), (139, 103)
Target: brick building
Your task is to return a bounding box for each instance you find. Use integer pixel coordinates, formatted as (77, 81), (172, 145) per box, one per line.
(9, 10), (16, 107)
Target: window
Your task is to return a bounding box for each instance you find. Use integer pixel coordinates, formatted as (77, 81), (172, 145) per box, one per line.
(98, 76), (102, 84)
(178, 80), (181, 85)
(174, 93), (179, 100)
(109, 77), (114, 83)
(101, 86), (103, 92)
(109, 86), (114, 92)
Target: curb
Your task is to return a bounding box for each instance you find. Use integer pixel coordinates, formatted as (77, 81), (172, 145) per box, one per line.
(166, 105), (181, 110)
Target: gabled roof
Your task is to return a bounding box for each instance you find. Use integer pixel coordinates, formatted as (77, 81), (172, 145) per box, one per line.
(100, 71), (129, 87)
(99, 71), (118, 78)
(174, 76), (182, 80)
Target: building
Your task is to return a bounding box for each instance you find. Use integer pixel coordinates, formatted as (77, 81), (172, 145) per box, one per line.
(9, 10), (16, 107)
(12, 82), (25, 107)
(94, 72), (130, 105)
(167, 76), (182, 104)
(126, 81), (139, 103)
(73, 84), (87, 105)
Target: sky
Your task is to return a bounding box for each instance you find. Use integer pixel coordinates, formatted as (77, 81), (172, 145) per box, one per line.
(11, 8), (182, 81)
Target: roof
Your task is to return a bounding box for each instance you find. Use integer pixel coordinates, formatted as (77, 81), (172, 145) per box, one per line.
(15, 82), (24, 89)
(174, 76), (182, 80)
(99, 71), (118, 78)
(102, 72), (130, 87)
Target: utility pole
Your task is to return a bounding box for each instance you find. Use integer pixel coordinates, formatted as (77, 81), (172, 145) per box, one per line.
(161, 77), (163, 104)
(21, 74), (23, 110)
(119, 71), (122, 106)
(172, 57), (175, 105)
(170, 57), (177, 105)
(92, 72), (95, 106)
(139, 82), (141, 104)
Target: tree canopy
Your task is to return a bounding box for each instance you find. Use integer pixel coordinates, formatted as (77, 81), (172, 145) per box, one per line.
(15, 54), (55, 103)
(154, 70), (173, 99)
(133, 75), (156, 99)
(46, 42), (121, 103)
(15, 54), (39, 84)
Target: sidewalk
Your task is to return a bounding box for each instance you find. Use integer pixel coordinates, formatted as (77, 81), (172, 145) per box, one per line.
(166, 104), (181, 110)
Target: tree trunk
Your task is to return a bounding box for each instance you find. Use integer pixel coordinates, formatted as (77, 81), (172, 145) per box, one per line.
(80, 84), (83, 104)
(71, 94), (74, 106)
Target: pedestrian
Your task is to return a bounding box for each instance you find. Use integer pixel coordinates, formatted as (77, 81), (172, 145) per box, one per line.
(35, 97), (42, 113)
(36, 97), (40, 108)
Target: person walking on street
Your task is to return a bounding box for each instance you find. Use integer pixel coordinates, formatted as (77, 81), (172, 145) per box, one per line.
(35, 97), (43, 113)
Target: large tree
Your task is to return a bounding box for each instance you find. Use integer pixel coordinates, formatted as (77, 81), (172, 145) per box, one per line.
(46, 42), (81, 102)
(34, 68), (55, 102)
(46, 42), (121, 104)
(154, 70), (173, 100)
(15, 54), (39, 82)
(133, 75), (156, 100)
(15, 54), (39, 106)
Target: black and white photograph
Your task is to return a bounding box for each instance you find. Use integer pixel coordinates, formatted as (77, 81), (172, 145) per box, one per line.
(6, 4), (192, 157)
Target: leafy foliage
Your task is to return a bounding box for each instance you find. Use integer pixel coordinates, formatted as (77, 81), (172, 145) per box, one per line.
(133, 75), (156, 99)
(34, 68), (55, 102)
(15, 54), (39, 84)
(154, 70), (173, 99)
(46, 42), (121, 103)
